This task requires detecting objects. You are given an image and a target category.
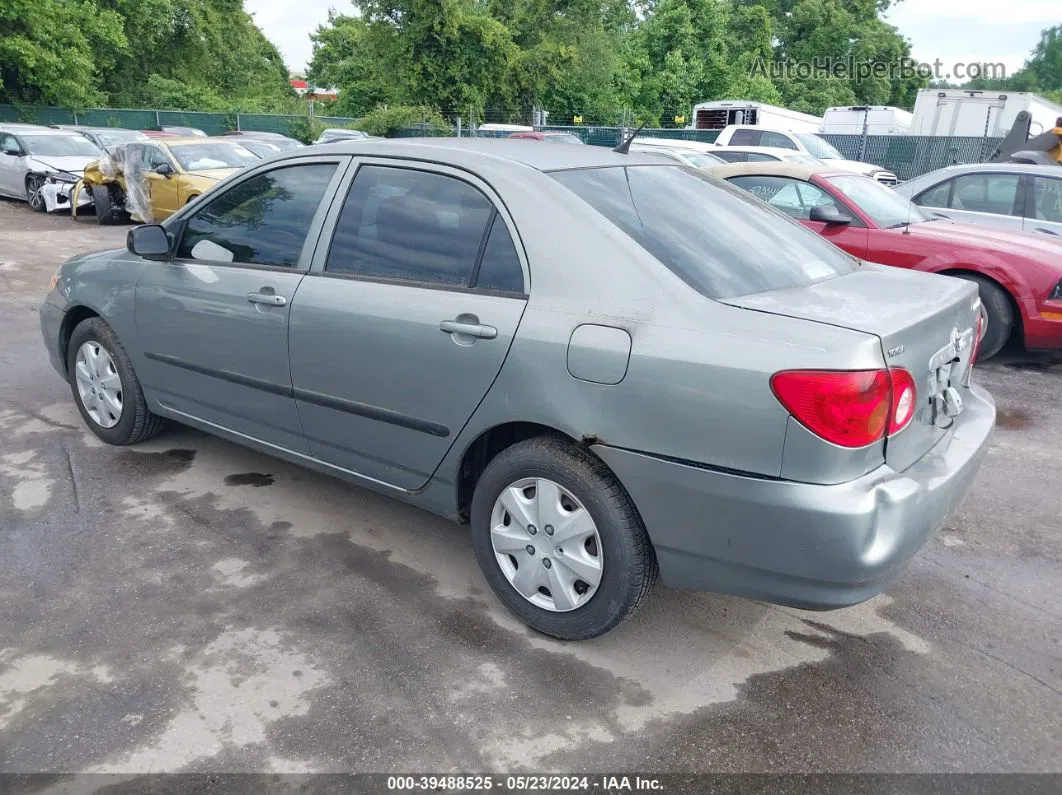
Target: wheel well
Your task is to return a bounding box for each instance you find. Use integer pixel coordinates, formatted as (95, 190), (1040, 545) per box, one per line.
(937, 269), (1024, 338)
(58, 306), (100, 373)
(456, 422), (576, 523)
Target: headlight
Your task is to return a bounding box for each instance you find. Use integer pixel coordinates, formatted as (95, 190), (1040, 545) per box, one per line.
(1050, 279), (1062, 301)
(46, 172), (80, 185)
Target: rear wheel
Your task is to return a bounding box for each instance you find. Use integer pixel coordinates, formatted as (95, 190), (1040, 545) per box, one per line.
(954, 274), (1013, 359)
(26, 175), (46, 212)
(67, 318), (165, 445)
(470, 436), (657, 640)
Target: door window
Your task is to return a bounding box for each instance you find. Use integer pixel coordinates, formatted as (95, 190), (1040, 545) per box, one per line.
(729, 176), (844, 221)
(759, 131), (798, 150)
(746, 152), (781, 162)
(473, 216), (524, 293)
(715, 152), (748, 163)
(948, 174), (1021, 216)
(325, 165), (494, 287)
(914, 180), (952, 208)
(0, 134), (19, 155)
(144, 146), (172, 170)
(176, 163), (337, 268)
(728, 129), (761, 146)
(1031, 177), (1062, 223)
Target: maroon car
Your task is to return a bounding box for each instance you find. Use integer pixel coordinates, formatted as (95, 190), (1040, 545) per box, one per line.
(713, 161), (1062, 358)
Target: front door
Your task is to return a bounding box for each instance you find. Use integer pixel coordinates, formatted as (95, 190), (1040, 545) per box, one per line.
(142, 144), (182, 220)
(135, 158), (345, 452)
(0, 133), (23, 196)
(289, 162), (528, 490)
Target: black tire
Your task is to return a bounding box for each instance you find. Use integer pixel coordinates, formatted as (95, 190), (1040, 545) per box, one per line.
(470, 436), (657, 640)
(91, 184), (124, 225)
(67, 317), (166, 445)
(26, 175), (46, 212)
(954, 274), (1013, 359)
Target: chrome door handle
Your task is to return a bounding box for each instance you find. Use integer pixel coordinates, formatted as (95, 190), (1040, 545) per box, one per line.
(440, 319), (497, 340)
(247, 292), (287, 307)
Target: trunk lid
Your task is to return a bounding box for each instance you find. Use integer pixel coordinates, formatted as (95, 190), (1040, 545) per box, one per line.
(724, 265), (982, 472)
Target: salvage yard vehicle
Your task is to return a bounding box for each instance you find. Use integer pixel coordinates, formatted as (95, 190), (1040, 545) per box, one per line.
(628, 142), (724, 167)
(53, 125), (149, 153)
(508, 131), (585, 144)
(40, 139), (995, 640)
(75, 137), (261, 224)
(714, 124), (899, 185)
(713, 161), (1062, 358)
(711, 146), (822, 165)
(0, 124), (102, 212)
(219, 130), (305, 157)
(895, 163), (1062, 238)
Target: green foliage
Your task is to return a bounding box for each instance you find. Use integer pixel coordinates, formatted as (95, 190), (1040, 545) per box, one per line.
(967, 25), (1062, 101)
(288, 117), (326, 145)
(358, 105), (451, 136)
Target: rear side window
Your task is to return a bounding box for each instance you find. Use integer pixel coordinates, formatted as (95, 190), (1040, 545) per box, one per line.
(948, 173), (1021, 216)
(326, 166), (493, 286)
(551, 166), (857, 299)
(728, 129), (761, 146)
(177, 163), (337, 267)
(760, 131), (797, 149)
(1031, 177), (1062, 223)
(473, 216), (524, 293)
(715, 152), (748, 163)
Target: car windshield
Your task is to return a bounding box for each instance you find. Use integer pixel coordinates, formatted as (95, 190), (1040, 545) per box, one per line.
(170, 142), (259, 170)
(21, 135), (101, 157)
(795, 134), (844, 160)
(825, 174), (929, 228)
(544, 133), (584, 144)
(94, 130), (147, 148)
(552, 165), (857, 299)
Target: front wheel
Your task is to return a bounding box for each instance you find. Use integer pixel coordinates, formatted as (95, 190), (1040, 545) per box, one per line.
(954, 274), (1014, 360)
(26, 175), (46, 212)
(470, 437), (657, 640)
(67, 318), (165, 445)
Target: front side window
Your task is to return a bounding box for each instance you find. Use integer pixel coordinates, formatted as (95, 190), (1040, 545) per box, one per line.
(1031, 177), (1062, 223)
(729, 176), (843, 221)
(948, 173), (1021, 216)
(914, 180), (953, 208)
(0, 134), (18, 154)
(325, 166), (494, 287)
(176, 163), (337, 268)
(551, 165), (857, 299)
(145, 146), (172, 170)
(824, 174), (928, 228)
(760, 131), (798, 150)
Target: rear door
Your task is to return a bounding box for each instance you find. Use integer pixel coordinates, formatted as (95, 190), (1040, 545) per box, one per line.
(920, 172), (1025, 231)
(1024, 175), (1062, 239)
(0, 133), (23, 197)
(288, 160), (528, 490)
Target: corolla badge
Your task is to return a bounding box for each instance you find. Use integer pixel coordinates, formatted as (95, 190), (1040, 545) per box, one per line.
(951, 327), (973, 355)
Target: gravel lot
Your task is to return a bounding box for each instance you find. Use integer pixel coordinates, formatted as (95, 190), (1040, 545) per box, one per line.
(1, 197), (1060, 777)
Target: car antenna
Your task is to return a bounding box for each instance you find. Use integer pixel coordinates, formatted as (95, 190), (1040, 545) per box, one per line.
(613, 123), (647, 154)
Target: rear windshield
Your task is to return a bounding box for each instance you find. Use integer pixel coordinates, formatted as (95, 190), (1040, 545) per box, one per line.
(551, 165), (857, 298)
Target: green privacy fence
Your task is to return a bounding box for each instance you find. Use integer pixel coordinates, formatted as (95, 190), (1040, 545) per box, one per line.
(0, 104), (364, 138)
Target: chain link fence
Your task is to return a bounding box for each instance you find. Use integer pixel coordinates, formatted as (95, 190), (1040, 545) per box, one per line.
(0, 104), (1008, 180)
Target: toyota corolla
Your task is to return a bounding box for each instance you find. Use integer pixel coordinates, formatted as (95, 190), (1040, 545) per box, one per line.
(39, 139), (995, 639)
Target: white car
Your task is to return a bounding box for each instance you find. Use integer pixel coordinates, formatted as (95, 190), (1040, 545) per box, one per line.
(628, 138), (725, 168)
(0, 125), (102, 212)
(713, 124), (898, 185)
(712, 146), (824, 166)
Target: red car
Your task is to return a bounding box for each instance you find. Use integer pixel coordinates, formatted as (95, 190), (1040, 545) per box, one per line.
(714, 162), (1062, 358)
(509, 131), (585, 144)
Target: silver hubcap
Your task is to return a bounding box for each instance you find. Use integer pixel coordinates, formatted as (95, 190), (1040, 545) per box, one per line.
(74, 341), (123, 429)
(27, 178), (44, 209)
(490, 478), (603, 612)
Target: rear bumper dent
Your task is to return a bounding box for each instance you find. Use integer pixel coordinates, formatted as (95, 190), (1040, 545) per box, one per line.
(592, 385), (995, 609)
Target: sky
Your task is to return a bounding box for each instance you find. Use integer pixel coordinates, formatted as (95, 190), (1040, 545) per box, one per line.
(244, 0), (1057, 84)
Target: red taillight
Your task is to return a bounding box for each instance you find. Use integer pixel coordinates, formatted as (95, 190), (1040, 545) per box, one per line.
(971, 309), (986, 366)
(771, 368), (917, 448)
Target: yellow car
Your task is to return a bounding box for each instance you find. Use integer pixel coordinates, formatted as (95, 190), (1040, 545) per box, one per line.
(75, 137), (260, 224)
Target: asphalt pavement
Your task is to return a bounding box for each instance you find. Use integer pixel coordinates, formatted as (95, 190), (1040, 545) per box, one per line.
(0, 198), (1060, 777)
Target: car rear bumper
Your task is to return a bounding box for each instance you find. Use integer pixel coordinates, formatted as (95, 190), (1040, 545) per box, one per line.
(592, 384), (995, 609)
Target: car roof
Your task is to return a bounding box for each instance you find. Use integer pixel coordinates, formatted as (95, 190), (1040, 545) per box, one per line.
(706, 161), (850, 180)
(630, 137), (717, 152)
(299, 137), (667, 171)
(156, 136), (244, 147)
(3, 127), (89, 137)
(0, 123), (52, 132)
(915, 162), (1061, 178)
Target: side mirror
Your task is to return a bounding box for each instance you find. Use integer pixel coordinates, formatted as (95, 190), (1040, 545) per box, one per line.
(1, 148), (21, 157)
(127, 224), (171, 261)
(809, 204), (854, 225)
(154, 163), (174, 178)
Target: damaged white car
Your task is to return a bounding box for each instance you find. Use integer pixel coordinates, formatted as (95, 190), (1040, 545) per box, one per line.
(0, 124), (102, 213)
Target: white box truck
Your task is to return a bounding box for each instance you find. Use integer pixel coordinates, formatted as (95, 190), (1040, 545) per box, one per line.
(688, 100), (822, 134)
(911, 89), (1062, 138)
(821, 106), (914, 135)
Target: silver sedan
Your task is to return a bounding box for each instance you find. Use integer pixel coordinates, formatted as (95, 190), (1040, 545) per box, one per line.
(895, 162), (1062, 239)
(39, 139), (995, 639)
